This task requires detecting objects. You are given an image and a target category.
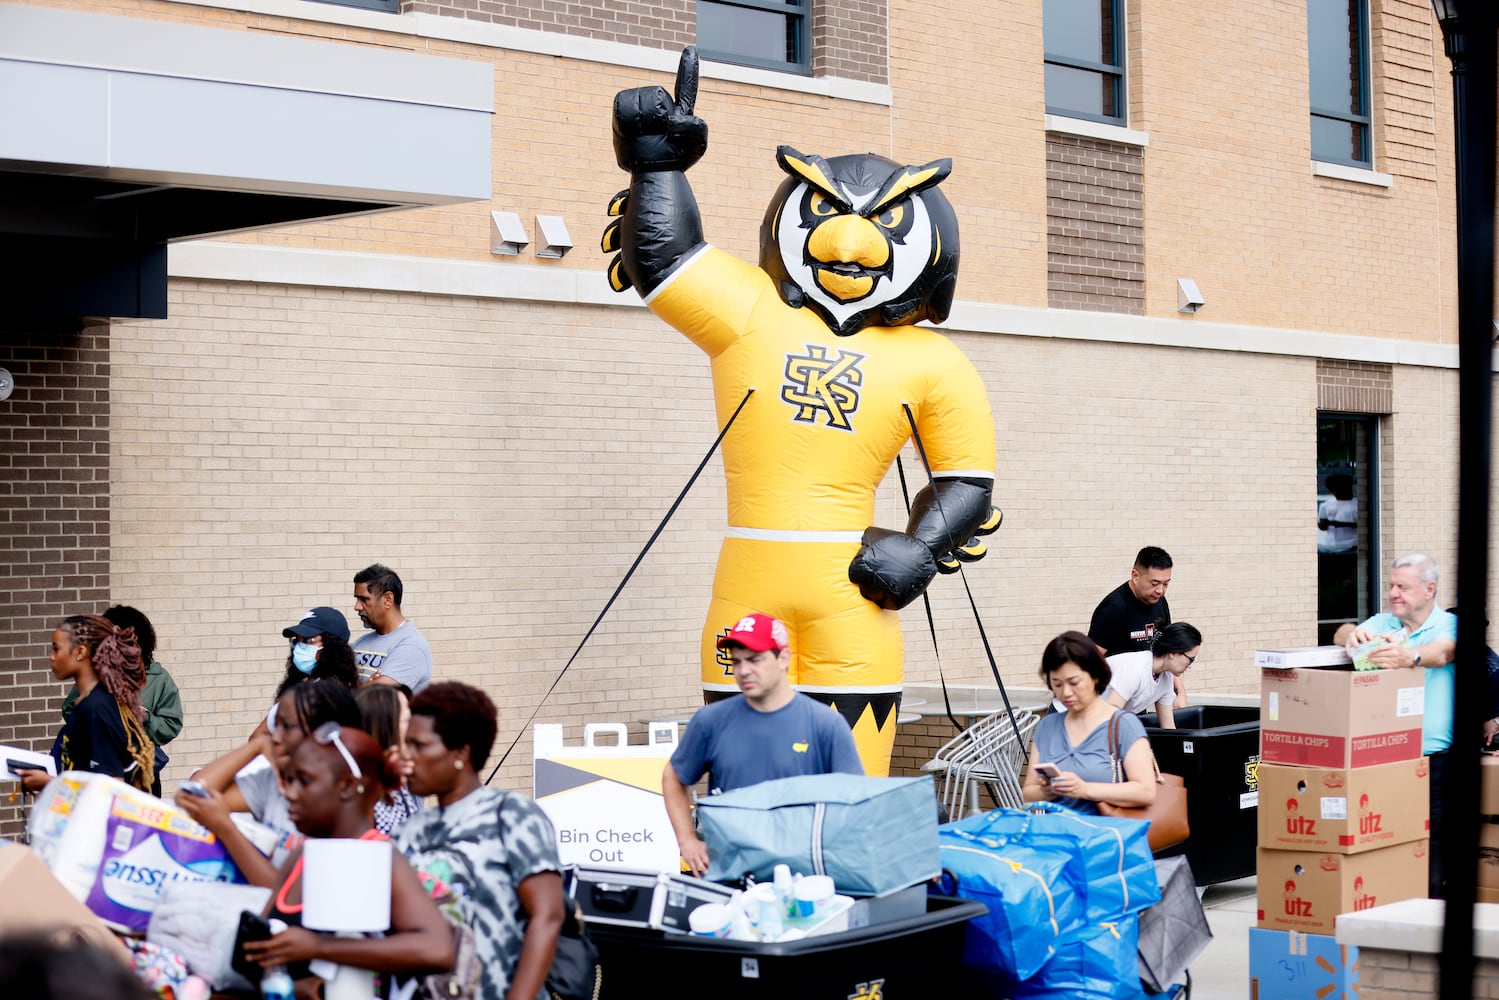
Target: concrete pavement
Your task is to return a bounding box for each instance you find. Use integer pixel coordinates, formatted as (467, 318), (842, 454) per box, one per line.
(1190, 876), (1257, 1000)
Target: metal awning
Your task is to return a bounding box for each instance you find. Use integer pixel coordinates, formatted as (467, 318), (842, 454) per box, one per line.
(0, 2), (493, 326)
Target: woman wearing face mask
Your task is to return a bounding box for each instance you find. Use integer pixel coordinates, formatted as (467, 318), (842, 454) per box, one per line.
(176, 682), (360, 887)
(276, 606), (357, 699)
(355, 684), (423, 836)
(243, 724), (453, 996)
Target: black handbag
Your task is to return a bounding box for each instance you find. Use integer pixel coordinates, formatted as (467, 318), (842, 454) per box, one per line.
(545, 895), (602, 1000)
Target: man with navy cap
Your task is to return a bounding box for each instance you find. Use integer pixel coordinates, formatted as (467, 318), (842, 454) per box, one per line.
(662, 612), (863, 875)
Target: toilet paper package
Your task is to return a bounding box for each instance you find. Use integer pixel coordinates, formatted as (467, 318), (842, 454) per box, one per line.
(28, 772), (246, 934)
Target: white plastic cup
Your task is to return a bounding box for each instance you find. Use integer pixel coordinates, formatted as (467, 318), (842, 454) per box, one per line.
(792, 875), (835, 918)
(688, 902), (735, 938)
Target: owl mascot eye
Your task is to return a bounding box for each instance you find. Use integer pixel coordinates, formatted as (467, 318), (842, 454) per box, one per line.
(603, 48), (1001, 775)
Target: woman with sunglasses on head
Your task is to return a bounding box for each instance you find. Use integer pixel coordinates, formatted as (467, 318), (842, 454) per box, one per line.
(176, 682), (361, 887)
(1023, 630), (1158, 815)
(17, 614), (156, 795)
(356, 684), (423, 835)
(398, 682), (564, 1000)
(1099, 622), (1203, 729)
(243, 724), (453, 996)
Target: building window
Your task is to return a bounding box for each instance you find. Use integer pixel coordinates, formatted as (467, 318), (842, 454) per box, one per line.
(698, 0), (810, 74)
(1317, 414), (1380, 644)
(1043, 0), (1124, 124)
(1308, 0), (1371, 166)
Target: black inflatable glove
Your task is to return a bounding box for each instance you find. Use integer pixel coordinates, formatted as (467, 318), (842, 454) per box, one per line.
(613, 47), (709, 174)
(848, 527), (939, 611)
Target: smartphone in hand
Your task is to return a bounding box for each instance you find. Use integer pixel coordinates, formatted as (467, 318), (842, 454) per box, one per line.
(1034, 762), (1062, 783)
(178, 780), (211, 799)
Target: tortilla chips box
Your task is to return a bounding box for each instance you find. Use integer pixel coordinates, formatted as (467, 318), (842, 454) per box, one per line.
(28, 772), (246, 934)
(1259, 666), (1424, 769)
(1256, 842), (1428, 935)
(1257, 759), (1429, 854)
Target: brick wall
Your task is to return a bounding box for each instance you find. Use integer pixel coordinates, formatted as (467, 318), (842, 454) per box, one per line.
(1318, 359), (1395, 413)
(1355, 947), (1499, 998)
(1046, 134), (1145, 314)
(400, 0), (695, 48)
(0, 325), (111, 838)
(812, 0), (887, 84)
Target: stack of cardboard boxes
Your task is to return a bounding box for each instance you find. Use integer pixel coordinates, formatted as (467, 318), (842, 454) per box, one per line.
(1248, 646), (1430, 1000)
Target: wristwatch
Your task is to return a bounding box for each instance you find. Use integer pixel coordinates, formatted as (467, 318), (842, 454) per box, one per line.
(1413, 651), (1423, 668)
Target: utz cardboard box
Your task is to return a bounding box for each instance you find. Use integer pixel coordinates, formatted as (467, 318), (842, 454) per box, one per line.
(1260, 666), (1424, 769)
(1482, 756), (1499, 814)
(1256, 842), (1428, 934)
(1257, 759), (1429, 854)
(0, 842), (129, 963)
(1479, 822), (1499, 889)
(1248, 927), (1358, 1000)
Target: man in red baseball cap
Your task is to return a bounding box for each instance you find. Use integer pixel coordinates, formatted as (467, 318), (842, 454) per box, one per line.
(662, 612), (862, 875)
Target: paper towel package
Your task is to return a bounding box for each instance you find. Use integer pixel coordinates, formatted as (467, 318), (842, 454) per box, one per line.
(28, 772), (246, 934)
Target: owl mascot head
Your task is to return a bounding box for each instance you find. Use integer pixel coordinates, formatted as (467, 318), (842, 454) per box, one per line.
(760, 147), (960, 337)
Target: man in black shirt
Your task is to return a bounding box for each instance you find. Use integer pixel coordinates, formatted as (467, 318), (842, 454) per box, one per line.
(1089, 546), (1173, 655)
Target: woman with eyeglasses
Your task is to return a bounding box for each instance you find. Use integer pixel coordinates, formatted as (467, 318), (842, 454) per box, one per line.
(16, 614), (155, 795)
(176, 681), (361, 887)
(1100, 622), (1203, 730)
(1023, 630), (1158, 816)
(397, 682), (564, 1000)
(242, 723), (454, 994)
(355, 684), (423, 835)
(275, 606), (358, 700)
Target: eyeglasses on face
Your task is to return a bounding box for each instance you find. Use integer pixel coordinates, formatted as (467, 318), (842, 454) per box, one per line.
(1181, 653), (1197, 666)
(312, 721), (363, 779)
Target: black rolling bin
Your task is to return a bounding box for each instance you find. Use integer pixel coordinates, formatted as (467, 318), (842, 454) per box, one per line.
(588, 895), (986, 999)
(1140, 704), (1261, 886)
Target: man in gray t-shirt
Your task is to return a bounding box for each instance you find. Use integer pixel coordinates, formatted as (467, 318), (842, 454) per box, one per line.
(352, 562), (432, 692)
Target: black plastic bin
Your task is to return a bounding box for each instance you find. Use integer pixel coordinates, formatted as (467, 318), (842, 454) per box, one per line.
(1139, 704), (1261, 886)
(589, 895), (986, 998)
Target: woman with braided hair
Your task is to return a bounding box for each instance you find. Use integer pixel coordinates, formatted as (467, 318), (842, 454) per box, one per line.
(18, 614), (155, 793)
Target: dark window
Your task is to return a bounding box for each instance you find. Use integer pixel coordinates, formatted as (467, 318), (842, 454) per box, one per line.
(316, 0), (397, 11)
(1317, 414), (1380, 644)
(698, 0), (810, 74)
(1308, 0), (1370, 166)
(1044, 0), (1124, 124)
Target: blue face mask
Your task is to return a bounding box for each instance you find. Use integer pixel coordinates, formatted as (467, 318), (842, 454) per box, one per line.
(292, 642), (319, 674)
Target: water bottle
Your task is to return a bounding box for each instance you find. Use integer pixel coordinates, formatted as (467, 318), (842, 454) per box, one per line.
(773, 864), (794, 916)
(260, 965), (294, 1000)
(261, 918), (293, 1000)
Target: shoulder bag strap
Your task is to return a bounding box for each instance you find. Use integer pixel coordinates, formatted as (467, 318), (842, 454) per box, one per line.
(1106, 711), (1123, 783)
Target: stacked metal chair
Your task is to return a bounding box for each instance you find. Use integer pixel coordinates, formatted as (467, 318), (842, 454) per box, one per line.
(923, 708), (1040, 820)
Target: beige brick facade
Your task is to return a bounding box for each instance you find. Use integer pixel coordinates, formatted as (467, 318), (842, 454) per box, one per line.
(1, 0), (1494, 830)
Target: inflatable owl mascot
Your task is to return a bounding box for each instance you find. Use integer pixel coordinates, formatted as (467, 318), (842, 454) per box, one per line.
(603, 48), (1000, 776)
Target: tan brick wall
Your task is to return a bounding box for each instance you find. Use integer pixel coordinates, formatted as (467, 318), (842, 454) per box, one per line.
(1046, 135), (1145, 314)
(0, 325), (112, 837)
(1356, 947), (1499, 999)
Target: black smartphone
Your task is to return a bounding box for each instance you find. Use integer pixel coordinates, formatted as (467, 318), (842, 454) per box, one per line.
(5, 760), (38, 779)
(231, 910), (274, 985)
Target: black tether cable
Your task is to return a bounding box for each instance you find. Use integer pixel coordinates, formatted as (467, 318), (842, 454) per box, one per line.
(895, 455), (964, 734)
(901, 403), (1025, 749)
(486, 388), (756, 784)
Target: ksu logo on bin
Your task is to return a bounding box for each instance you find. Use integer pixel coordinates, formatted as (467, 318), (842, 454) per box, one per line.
(847, 979), (884, 1000)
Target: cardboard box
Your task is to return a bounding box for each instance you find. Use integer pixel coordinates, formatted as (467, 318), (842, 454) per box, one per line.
(0, 843), (128, 963)
(1248, 927), (1358, 1000)
(1478, 823), (1499, 890)
(1478, 886), (1499, 904)
(1482, 756), (1499, 814)
(1256, 842), (1428, 934)
(1257, 759), (1429, 854)
(1256, 646), (1353, 669)
(1260, 666), (1424, 769)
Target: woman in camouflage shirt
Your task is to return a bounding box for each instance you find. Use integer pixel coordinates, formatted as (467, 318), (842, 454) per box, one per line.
(398, 683), (565, 1000)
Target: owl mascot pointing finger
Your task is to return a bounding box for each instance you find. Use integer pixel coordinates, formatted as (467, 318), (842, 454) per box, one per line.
(604, 48), (1000, 776)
